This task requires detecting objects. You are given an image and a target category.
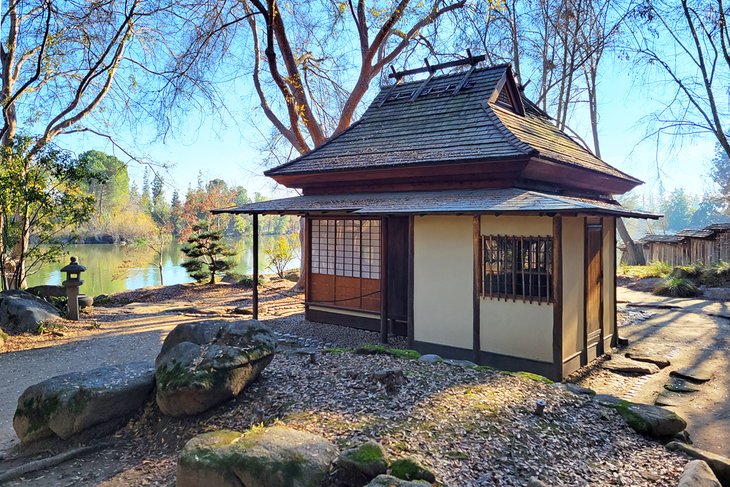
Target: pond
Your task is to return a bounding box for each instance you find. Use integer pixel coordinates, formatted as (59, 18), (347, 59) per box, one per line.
(26, 237), (300, 297)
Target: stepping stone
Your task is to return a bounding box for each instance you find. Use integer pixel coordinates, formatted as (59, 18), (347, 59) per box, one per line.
(671, 366), (714, 383)
(655, 390), (689, 407)
(665, 377), (701, 393)
(603, 357), (660, 375)
(625, 352), (670, 368)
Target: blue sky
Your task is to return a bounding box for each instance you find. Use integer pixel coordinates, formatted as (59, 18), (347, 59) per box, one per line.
(58, 53), (716, 204)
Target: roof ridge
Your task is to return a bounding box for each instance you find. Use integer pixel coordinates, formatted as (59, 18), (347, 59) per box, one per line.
(382, 63), (510, 89)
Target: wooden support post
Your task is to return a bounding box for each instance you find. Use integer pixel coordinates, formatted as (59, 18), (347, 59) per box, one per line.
(552, 216), (563, 380)
(407, 215), (415, 349)
(380, 217), (389, 344)
(252, 213), (259, 320)
(473, 215), (481, 364)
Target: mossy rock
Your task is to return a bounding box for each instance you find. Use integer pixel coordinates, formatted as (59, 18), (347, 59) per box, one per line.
(597, 395), (687, 438)
(155, 319), (277, 416)
(13, 362), (155, 444)
(0, 327), (8, 347)
(177, 426), (338, 487)
(389, 458), (436, 483)
(337, 440), (388, 485)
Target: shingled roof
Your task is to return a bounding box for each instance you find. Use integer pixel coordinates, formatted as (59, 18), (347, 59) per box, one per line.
(265, 64), (640, 186)
(212, 188), (659, 219)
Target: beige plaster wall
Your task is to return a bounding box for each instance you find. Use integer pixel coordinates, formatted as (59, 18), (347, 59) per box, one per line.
(602, 217), (616, 340)
(561, 216), (585, 360)
(413, 216), (473, 349)
(479, 215), (554, 362)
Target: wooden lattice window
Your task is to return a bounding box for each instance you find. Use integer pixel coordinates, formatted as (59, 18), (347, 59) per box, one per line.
(482, 235), (553, 303)
(311, 219), (381, 279)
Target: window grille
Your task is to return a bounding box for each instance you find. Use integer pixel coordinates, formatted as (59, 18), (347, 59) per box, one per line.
(482, 235), (553, 303)
(311, 219), (380, 279)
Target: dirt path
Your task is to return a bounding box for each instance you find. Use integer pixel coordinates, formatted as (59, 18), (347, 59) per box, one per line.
(578, 287), (730, 457)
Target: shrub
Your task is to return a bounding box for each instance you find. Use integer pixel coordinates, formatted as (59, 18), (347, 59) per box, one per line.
(238, 274), (264, 287)
(619, 260), (672, 279)
(700, 261), (730, 286)
(653, 277), (700, 297)
(264, 234), (299, 279)
(671, 264), (703, 279)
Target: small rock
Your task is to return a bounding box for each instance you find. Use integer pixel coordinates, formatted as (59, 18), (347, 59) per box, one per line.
(389, 458), (436, 483)
(603, 357), (660, 375)
(337, 440), (388, 486)
(678, 460), (722, 487)
(667, 442), (730, 485)
(671, 366), (714, 383)
(366, 474), (431, 486)
(665, 377), (701, 393)
(370, 368), (407, 389)
(617, 336), (629, 347)
(625, 351), (670, 368)
(527, 478), (549, 487)
(442, 359), (477, 367)
(417, 354), (442, 363)
(177, 427), (338, 487)
(674, 430), (693, 444)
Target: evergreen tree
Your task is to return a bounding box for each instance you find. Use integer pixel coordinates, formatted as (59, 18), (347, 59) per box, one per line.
(180, 222), (237, 284)
(711, 141), (730, 202)
(141, 167), (151, 212)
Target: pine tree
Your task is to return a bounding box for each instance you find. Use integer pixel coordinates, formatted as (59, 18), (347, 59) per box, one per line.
(141, 168), (151, 212)
(180, 222), (237, 284)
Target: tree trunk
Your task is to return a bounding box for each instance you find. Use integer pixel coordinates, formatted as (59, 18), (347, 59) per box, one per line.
(617, 217), (646, 265)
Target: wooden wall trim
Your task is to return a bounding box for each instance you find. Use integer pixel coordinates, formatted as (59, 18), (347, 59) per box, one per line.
(552, 215), (563, 380)
(407, 215), (415, 348)
(611, 217), (618, 348)
(380, 216), (389, 344)
(252, 213), (259, 320)
(473, 215), (482, 364)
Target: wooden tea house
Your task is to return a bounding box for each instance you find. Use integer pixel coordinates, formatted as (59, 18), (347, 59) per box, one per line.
(215, 59), (657, 380)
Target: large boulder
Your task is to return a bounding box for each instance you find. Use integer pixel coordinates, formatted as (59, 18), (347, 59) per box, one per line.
(667, 442), (730, 485)
(155, 319), (276, 416)
(177, 426), (338, 487)
(13, 362), (155, 444)
(678, 460), (721, 487)
(0, 290), (60, 333)
(26, 285), (67, 299)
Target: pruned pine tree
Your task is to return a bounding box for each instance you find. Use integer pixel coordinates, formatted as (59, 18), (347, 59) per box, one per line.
(181, 223), (237, 284)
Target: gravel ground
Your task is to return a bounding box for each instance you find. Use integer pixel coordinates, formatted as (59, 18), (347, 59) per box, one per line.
(0, 285), (688, 486)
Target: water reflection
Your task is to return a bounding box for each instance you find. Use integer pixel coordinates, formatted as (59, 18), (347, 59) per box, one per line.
(27, 237), (298, 296)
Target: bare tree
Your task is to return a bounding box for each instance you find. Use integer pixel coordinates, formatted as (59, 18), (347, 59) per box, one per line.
(630, 0), (730, 158)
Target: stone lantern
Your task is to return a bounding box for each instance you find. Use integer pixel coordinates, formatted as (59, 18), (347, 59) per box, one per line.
(61, 256), (86, 320)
